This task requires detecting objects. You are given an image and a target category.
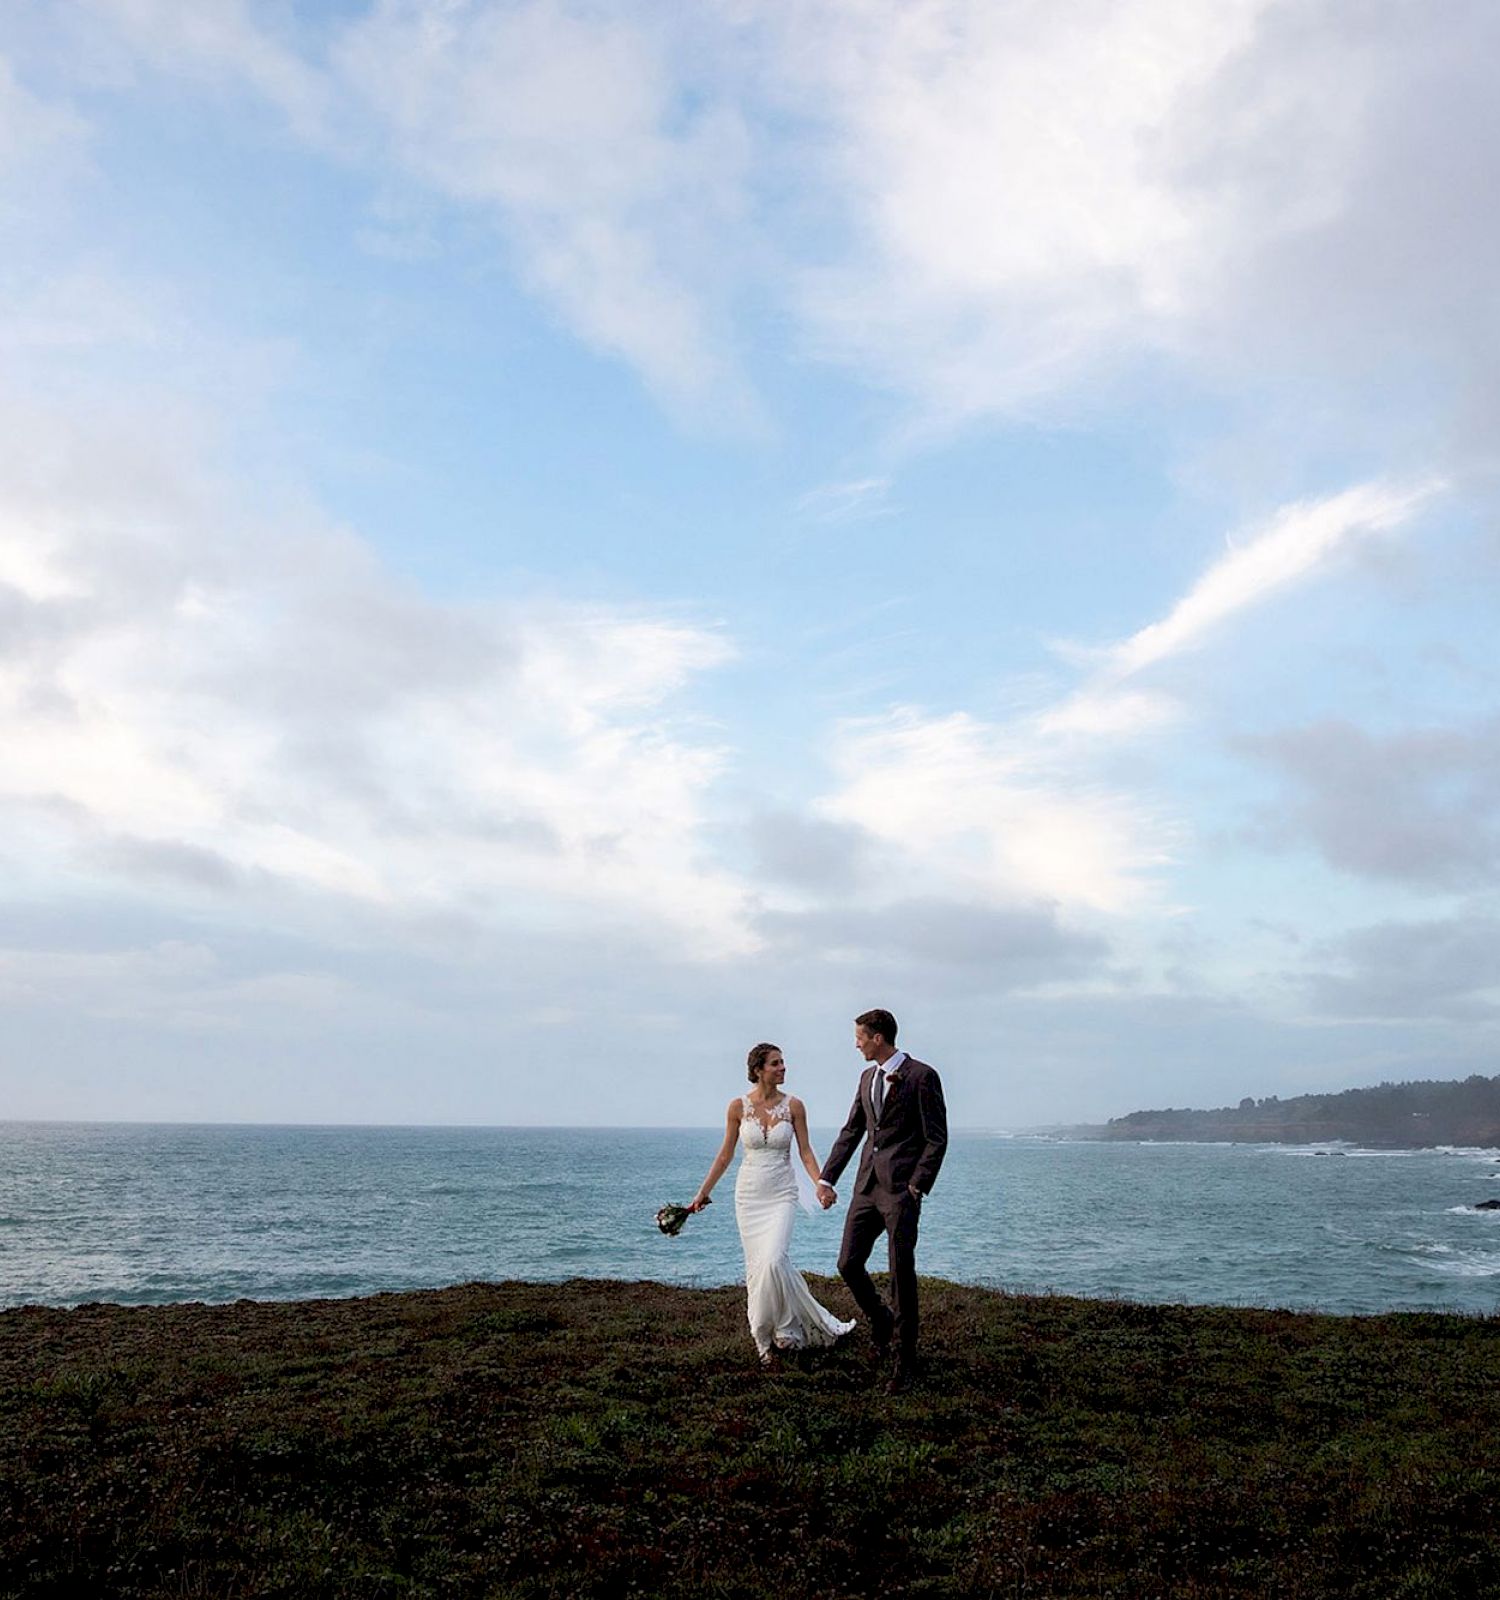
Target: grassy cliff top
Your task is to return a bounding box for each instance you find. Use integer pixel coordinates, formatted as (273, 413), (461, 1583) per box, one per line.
(3, 1278), (1498, 1598)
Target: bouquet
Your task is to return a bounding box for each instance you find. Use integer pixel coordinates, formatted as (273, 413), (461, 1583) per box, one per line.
(656, 1197), (709, 1236)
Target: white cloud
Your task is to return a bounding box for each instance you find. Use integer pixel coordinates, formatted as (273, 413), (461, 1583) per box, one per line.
(0, 390), (748, 955)
(51, 0), (1500, 450)
(0, 265), (166, 360)
(0, 50), (63, 138)
(0, 49), (87, 215)
(333, 0), (754, 416)
(773, 0), (1266, 416)
(794, 477), (894, 525)
(75, 0), (330, 138)
(813, 477), (1440, 920)
(1033, 687), (1179, 741)
(759, 0), (1500, 450)
(36, 2), (752, 415)
(820, 708), (1174, 916)
(1103, 479), (1443, 678)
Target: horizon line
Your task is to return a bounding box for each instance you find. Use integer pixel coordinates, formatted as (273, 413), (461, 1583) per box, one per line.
(0, 1116), (1075, 1135)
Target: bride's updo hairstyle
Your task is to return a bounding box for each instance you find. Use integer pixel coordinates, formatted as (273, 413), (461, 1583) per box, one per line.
(746, 1042), (780, 1083)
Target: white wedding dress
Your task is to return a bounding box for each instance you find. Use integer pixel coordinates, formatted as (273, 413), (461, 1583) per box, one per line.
(735, 1095), (854, 1359)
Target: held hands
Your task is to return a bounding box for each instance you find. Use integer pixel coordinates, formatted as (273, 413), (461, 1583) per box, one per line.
(816, 1180), (837, 1210)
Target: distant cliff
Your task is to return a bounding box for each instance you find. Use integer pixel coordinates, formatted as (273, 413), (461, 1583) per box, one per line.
(1079, 1073), (1500, 1148)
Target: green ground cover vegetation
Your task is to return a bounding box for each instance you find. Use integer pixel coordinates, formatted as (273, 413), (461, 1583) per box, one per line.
(2, 1279), (1496, 1597)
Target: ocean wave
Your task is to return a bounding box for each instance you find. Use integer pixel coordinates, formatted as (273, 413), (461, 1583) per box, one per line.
(1259, 1143), (1366, 1157)
(1266, 1144), (1500, 1162)
(1389, 1236), (1500, 1278)
(1416, 1253), (1500, 1278)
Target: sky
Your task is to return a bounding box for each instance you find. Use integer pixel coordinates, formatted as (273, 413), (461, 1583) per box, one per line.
(1, 0), (1498, 1130)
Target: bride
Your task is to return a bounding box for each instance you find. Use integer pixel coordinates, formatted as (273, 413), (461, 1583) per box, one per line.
(689, 1042), (854, 1366)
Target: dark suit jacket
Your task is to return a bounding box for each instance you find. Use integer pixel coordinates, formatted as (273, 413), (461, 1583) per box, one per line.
(821, 1055), (948, 1199)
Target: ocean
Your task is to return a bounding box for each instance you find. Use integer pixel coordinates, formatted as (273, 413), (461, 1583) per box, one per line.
(3, 1122), (1498, 1315)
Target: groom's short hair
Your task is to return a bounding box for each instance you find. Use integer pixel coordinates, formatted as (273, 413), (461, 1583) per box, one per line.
(855, 1008), (898, 1046)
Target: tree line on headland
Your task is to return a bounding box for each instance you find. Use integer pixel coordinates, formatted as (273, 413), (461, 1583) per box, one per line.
(1071, 1072), (1500, 1148)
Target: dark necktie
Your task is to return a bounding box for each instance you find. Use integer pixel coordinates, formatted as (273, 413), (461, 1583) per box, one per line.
(872, 1068), (885, 1119)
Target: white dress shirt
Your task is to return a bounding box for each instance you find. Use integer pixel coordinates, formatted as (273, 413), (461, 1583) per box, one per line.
(871, 1050), (907, 1117)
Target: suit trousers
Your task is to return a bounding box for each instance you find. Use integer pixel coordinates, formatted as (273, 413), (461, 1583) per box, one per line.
(836, 1184), (921, 1361)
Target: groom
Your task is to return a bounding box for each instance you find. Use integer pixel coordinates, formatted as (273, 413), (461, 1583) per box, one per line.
(817, 1008), (948, 1392)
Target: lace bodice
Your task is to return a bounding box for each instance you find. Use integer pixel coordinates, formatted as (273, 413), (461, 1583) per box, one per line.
(739, 1095), (794, 1160)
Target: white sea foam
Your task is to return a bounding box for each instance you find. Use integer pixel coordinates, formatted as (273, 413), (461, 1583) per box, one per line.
(1262, 1144), (1407, 1159)
(1418, 1252), (1500, 1278)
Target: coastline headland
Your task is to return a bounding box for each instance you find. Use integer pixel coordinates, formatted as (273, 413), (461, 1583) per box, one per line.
(3, 1277), (1497, 1597)
(1061, 1071), (1500, 1148)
